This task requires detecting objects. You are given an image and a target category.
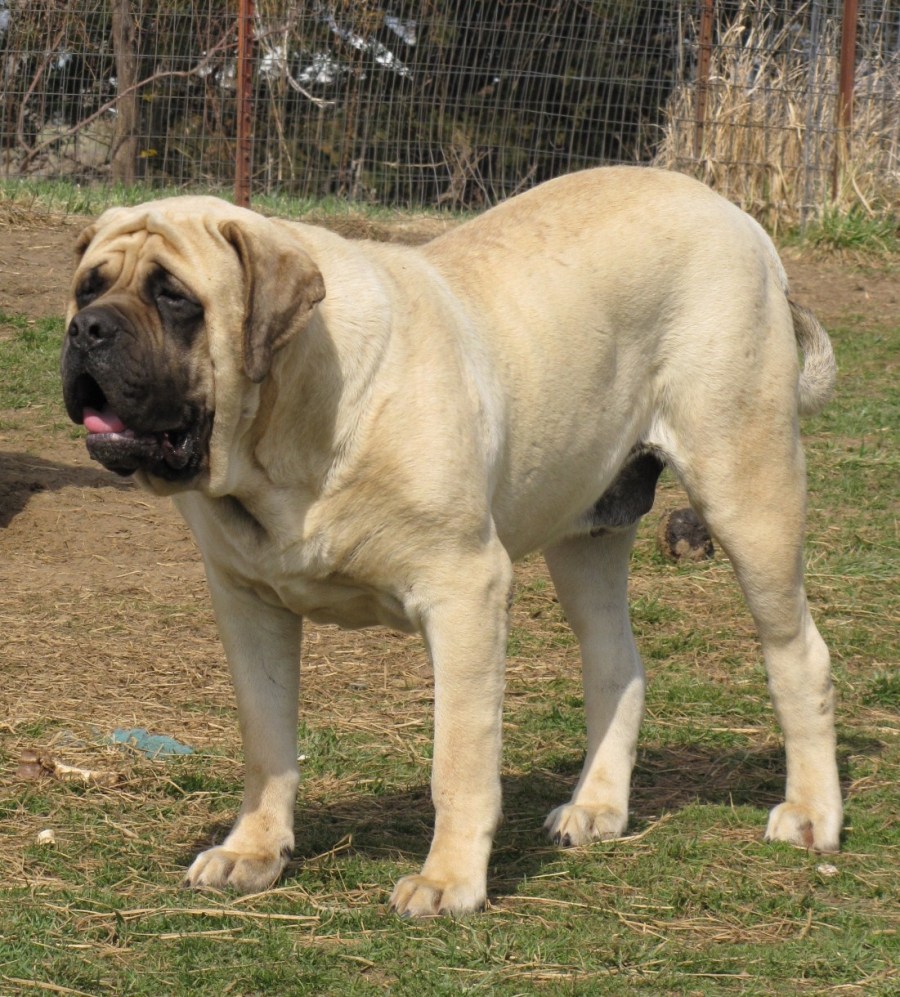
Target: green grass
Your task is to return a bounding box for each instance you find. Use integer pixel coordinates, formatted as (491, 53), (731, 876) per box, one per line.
(792, 205), (900, 256)
(0, 245), (897, 993)
(0, 312), (66, 411)
(1, 176), (466, 230)
(2, 177), (232, 216)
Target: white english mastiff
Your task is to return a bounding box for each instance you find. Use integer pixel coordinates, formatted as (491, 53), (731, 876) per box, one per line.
(61, 167), (842, 916)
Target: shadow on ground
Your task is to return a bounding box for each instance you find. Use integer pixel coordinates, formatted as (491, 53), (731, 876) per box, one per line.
(0, 449), (131, 527)
(179, 734), (876, 903)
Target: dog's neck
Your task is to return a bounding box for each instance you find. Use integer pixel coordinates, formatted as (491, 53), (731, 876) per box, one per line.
(207, 294), (392, 509)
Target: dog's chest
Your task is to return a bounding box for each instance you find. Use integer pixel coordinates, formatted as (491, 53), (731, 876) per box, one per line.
(175, 492), (416, 632)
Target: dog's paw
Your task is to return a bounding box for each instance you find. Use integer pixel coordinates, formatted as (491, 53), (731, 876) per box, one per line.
(764, 802), (842, 853)
(184, 844), (291, 893)
(543, 803), (627, 847)
(389, 873), (486, 918)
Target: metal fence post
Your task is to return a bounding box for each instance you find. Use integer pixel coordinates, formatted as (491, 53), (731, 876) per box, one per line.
(235, 0), (255, 208)
(694, 0), (716, 161)
(833, 0), (858, 199)
(110, 0), (138, 186)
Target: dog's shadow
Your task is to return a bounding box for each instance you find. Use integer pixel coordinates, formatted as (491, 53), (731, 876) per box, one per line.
(0, 450), (131, 527)
(187, 735), (873, 900)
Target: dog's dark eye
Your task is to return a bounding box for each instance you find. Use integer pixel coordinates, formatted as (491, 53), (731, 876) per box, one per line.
(158, 288), (196, 310)
(152, 271), (203, 323)
(76, 267), (108, 308)
(158, 290), (203, 320)
(152, 273), (204, 342)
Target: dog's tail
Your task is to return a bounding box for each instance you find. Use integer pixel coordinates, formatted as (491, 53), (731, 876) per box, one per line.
(791, 300), (837, 416)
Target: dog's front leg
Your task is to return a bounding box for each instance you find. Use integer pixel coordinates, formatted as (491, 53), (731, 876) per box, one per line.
(390, 547), (513, 917)
(184, 566), (302, 893)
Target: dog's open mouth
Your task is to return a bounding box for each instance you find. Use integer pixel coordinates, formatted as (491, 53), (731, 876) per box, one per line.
(69, 375), (208, 481)
(83, 406), (199, 477)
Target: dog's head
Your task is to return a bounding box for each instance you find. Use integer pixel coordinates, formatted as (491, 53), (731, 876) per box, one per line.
(61, 196), (325, 492)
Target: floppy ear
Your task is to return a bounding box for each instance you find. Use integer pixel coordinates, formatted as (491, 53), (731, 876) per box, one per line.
(220, 218), (326, 383)
(74, 222), (98, 259)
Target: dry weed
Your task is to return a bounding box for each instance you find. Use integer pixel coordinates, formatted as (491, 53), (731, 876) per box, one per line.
(655, 1), (900, 229)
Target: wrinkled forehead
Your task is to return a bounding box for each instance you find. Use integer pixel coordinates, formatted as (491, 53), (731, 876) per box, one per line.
(75, 197), (243, 295)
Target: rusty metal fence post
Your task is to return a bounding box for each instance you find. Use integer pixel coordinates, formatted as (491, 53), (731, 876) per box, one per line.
(235, 0), (255, 208)
(833, 0), (859, 200)
(693, 0), (716, 161)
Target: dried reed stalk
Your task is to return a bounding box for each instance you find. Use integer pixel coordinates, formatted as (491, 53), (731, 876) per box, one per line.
(654, 1), (900, 230)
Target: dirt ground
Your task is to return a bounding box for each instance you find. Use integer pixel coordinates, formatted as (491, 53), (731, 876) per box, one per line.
(0, 209), (897, 760)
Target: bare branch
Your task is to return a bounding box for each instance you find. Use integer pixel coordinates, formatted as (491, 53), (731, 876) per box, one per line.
(17, 26), (237, 173)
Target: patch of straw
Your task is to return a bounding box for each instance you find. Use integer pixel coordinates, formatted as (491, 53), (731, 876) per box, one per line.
(654, 1), (900, 230)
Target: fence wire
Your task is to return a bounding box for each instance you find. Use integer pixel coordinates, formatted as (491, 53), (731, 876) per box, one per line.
(1, 1), (898, 224)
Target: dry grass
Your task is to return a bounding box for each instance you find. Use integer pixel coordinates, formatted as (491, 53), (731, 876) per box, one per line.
(655, 1), (900, 230)
(0, 193), (38, 227)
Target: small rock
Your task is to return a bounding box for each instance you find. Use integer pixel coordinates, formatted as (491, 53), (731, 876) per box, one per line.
(36, 829), (57, 846)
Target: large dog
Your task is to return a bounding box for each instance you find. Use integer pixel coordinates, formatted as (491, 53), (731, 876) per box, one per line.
(61, 167), (842, 917)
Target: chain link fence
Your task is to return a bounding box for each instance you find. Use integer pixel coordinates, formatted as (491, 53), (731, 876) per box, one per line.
(1, 1), (898, 224)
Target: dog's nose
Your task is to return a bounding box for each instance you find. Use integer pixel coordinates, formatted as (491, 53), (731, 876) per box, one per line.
(67, 309), (118, 351)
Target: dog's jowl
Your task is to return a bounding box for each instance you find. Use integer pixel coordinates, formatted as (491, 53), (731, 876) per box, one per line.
(62, 167), (842, 917)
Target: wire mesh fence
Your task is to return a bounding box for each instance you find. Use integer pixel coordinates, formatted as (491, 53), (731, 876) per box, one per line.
(1, 1), (898, 225)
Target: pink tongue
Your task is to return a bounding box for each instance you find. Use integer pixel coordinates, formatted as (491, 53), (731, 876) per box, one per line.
(83, 407), (127, 434)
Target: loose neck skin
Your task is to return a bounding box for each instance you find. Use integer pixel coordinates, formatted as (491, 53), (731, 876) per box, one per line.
(215, 270), (396, 508)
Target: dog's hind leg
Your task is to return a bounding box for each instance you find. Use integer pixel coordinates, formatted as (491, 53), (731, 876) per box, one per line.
(542, 524), (645, 845)
(666, 420), (842, 853)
